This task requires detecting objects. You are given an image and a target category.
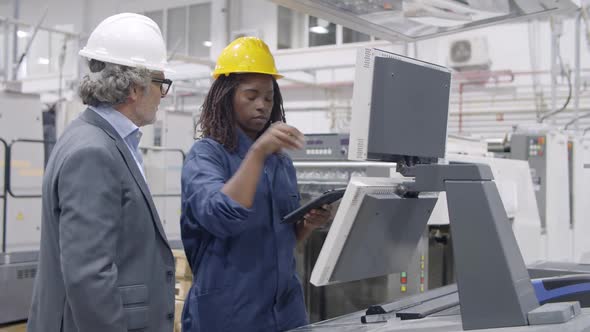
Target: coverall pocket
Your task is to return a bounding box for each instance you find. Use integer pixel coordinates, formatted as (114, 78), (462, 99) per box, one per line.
(277, 192), (300, 220)
(189, 287), (232, 332)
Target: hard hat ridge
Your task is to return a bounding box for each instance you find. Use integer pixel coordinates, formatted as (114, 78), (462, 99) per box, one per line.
(213, 36), (282, 79)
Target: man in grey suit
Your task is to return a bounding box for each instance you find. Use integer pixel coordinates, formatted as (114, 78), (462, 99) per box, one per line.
(28, 13), (176, 332)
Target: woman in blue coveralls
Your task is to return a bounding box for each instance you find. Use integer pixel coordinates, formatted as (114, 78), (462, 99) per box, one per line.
(180, 37), (332, 332)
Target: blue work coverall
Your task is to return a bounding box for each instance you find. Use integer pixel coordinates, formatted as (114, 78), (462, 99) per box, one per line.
(180, 129), (308, 332)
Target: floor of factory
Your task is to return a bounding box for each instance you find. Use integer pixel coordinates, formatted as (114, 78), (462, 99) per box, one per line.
(0, 322), (26, 331)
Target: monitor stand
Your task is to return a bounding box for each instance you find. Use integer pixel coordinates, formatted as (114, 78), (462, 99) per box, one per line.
(397, 162), (540, 330)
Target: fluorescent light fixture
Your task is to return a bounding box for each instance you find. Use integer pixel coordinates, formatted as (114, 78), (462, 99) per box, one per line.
(37, 57), (50, 65)
(268, 0), (576, 41)
(203, 40), (212, 47)
(309, 26), (329, 34)
(17, 30), (29, 38)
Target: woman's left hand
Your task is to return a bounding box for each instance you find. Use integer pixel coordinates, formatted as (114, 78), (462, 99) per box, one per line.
(303, 204), (333, 230)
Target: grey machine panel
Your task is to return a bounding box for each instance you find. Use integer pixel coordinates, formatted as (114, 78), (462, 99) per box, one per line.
(299, 229), (430, 322)
(395, 292), (459, 320)
(292, 142), (430, 323)
(528, 302), (581, 325)
(528, 261), (590, 279)
(331, 193), (437, 283)
(510, 134), (547, 230)
(0, 259), (37, 323)
(367, 56), (451, 161)
(292, 308), (590, 331)
(292, 286), (590, 332)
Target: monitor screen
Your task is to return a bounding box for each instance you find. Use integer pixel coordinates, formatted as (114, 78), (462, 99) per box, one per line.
(310, 176), (437, 286)
(348, 48), (452, 163)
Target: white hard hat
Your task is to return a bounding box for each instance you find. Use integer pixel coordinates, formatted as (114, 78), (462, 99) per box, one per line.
(79, 13), (171, 72)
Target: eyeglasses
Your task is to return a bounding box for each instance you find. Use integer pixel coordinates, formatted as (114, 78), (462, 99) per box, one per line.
(151, 77), (173, 97)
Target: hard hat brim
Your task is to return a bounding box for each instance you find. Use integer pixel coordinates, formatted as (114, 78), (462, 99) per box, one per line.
(79, 49), (176, 73)
(212, 71), (283, 80)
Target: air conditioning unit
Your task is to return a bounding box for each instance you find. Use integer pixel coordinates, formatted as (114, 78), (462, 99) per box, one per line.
(447, 36), (491, 72)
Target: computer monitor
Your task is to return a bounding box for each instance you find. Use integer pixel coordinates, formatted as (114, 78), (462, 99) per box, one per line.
(310, 176), (437, 286)
(348, 48), (452, 163)
(311, 50), (451, 286)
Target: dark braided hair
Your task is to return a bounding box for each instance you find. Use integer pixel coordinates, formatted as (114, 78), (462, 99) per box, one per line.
(198, 73), (286, 152)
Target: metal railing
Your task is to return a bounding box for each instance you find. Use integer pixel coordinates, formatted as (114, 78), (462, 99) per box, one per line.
(1, 137), (8, 253)
(0, 139), (186, 252)
(2, 138), (49, 253)
(6, 139), (48, 199)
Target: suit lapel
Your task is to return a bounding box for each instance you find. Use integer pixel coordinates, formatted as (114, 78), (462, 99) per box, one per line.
(79, 109), (170, 248)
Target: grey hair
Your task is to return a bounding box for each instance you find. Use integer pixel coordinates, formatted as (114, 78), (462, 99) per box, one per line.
(78, 59), (152, 106)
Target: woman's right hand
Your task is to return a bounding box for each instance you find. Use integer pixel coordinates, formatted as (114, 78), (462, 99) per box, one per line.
(252, 122), (305, 157)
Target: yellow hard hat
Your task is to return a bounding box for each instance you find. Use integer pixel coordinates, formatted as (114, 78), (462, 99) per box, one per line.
(212, 37), (283, 79)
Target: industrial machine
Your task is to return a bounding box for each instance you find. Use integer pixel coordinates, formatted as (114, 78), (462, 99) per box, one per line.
(566, 134), (590, 263)
(291, 132), (545, 322)
(291, 48), (590, 331)
(487, 126), (590, 263)
(510, 125), (571, 262)
(427, 152), (543, 264)
(0, 91), (45, 324)
(291, 134), (429, 323)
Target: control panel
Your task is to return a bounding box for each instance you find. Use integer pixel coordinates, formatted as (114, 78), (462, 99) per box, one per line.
(288, 133), (349, 161)
(511, 134), (548, 231)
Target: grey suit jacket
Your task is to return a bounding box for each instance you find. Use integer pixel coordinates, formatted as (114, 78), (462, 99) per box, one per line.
(28, 109), (176, 332)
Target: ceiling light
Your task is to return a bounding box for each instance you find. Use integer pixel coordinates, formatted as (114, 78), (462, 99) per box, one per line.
(309, 26), (329, 34)
(37, 57), (50, 65)
(203, 40), (212, 47)
(17, 30), (29, 38)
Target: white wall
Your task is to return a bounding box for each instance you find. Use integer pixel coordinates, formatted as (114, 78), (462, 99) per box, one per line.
(273, 15), (590, 136)
(414, 19), (589, 80)
(0, 0), (86, 32)
(274, 17), (589, 86)
(0, 0), (83, 82)
(84, 0), (211, 34)
(84, 0), (277, 61)
(228, 0), (277, 52)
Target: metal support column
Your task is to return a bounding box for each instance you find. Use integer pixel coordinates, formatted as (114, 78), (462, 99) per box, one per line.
(0, 138), (8, 253)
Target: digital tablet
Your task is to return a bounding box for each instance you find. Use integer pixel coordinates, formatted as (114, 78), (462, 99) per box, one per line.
(281, 188), (346, 224)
